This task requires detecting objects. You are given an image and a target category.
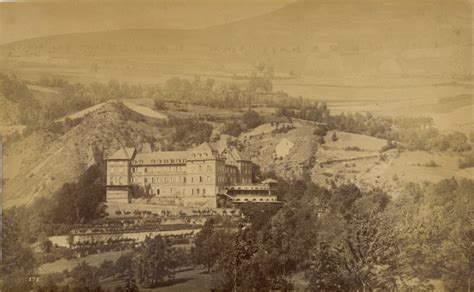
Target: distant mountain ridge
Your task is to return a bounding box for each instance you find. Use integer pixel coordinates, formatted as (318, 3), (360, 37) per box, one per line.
(0, 0), (471, 79)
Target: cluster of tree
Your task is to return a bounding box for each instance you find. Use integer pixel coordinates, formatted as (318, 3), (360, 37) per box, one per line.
(278, 107), (398, 140)
(130, 183), (152, 199)
(1, 204), (38, 291)
(0, 73), (41, 125)
(222, 109), (263, 137)
(34, 253), (138, 291)
(42, 164), (106, 225)
(391, 178), (473, 291)
(458, 150), (474, 169)
(191, 176), (473, 291)
(168, 118), (213, 147)
(396, 116), (472, 152)
(0, 164), (106, 261)
(154, 76), (278, 109)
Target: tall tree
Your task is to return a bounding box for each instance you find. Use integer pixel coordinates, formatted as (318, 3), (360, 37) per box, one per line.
(135, 235), (177, 287)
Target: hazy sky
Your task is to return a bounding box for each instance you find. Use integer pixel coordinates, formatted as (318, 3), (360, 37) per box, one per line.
(0, 0), (295, 44)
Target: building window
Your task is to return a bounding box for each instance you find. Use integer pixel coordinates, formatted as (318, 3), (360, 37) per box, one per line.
(207, 176), (211, 182)
(199, 176), (203, 183)
(184, 177), (186, 183)
(152, 178), (155, 183)
(144, 178), (148, 183)
(197, 189), (200, 195)
(203, 189), (206, 195)
(144, 168), (147, 173)
(157, 189), (160, 195)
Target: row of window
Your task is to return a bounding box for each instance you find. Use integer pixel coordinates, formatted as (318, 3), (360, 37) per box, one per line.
(149, 188), (208, 196)
(108, 177), (126, 185)
(191, 152), (210, 159)
(133, 158), (185, 165)
(132, 166), (186, 174)
(132, 175), (214, 184)
(235, 198), (276, 202)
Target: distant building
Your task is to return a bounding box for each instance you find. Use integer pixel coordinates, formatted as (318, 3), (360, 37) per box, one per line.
(105, 143), (278, 208)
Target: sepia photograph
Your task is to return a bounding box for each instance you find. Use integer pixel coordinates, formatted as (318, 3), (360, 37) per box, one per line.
(0, 0), (472, 291)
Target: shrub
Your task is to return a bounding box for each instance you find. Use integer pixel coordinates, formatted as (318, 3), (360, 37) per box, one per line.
(222, 121), (243, 137)
(418, 160), (438, 167)
(380, 139), (397, 152)
(458, 151), (474, 169)
(345, 146), (362, 151)
(313, 126), (328, 136)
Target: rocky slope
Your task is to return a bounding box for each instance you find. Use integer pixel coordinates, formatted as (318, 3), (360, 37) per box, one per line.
(3, 102), (171, 207)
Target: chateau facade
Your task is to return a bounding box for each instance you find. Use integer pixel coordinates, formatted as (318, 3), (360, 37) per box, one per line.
(106, 143), (277, 208)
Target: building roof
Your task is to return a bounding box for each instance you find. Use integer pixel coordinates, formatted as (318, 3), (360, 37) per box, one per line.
(188, 142), (218, 160)
(192, 142), (214, 152)
(133, 151), (188, 165)
(230, 147), (250, 161)
(108, 147), (136, 160)
(221, 146), (250, 162)
(107, 142), (249, 165)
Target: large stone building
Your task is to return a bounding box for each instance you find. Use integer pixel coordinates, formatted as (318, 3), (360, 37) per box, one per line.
(105, 143), (278, 208)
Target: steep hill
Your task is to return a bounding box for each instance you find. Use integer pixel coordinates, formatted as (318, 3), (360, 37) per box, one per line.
(3, 102), (172, 207)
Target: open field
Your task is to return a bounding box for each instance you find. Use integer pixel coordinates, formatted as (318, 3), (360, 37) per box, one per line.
(123, 102), (168, 120)
(39, 250), (131, 275)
